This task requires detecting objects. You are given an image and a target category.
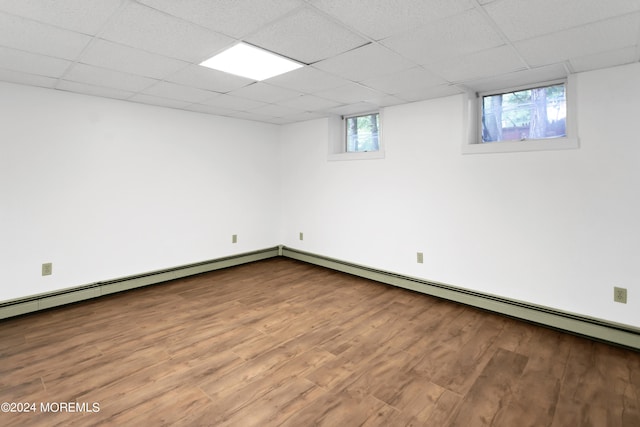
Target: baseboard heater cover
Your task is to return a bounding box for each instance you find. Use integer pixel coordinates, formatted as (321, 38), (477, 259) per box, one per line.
(0, 247), (279, 320)
(280, 246), (640, 351)
(1, 245), (638, 351)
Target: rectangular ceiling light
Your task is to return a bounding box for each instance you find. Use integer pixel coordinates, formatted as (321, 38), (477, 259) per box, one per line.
(199, 43), (303, 81)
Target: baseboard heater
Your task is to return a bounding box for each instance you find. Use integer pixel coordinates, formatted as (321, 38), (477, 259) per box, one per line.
(1, 245), (638, 351)
(0, 247), (279, 321)
(282, 246), (640, 351)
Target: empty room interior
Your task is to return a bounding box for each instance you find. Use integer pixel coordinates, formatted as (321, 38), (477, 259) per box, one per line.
(1, 0), (640, 425)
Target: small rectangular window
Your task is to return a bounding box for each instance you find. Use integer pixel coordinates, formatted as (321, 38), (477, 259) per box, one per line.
(345, 112), (380, 152)
(481, 82), (566, 143)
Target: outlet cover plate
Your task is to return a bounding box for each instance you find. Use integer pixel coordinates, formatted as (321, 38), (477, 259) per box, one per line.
(614, 286), (627, 304)
(42, 263), (52, 276)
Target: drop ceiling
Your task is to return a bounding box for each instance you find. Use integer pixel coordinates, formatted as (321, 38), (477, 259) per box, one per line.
(1, 0), (639, 125)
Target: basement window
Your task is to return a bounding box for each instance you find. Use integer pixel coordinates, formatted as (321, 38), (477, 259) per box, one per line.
(481, 82), (566, 143)
(462, 78), (579, 154)
(345, 112), (380, 152)
(328, 110), (385, 161)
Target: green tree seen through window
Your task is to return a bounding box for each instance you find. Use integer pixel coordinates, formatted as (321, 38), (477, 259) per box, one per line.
(346, 113), (380, 152)
(482, 83), (566, 143)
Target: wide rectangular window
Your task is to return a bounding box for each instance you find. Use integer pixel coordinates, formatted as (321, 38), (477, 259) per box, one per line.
(481, 82), (566, 143)
(345, 112), (380, 152)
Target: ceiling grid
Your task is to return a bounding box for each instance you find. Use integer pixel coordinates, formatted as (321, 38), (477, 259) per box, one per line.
(0, 0), (637, 124)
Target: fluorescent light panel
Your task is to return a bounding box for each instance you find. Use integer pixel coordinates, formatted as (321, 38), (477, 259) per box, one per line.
(199, 43), (303, 81)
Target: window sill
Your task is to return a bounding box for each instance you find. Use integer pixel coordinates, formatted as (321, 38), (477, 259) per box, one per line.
(462, 137), (579, 155)
(327, 150), (385, 161)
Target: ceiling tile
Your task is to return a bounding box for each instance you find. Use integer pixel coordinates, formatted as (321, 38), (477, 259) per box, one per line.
(227, 82), (302, 103)
(247, 103), (304, 118)
(128, 93), (193, 109)
(2, 0), (638, 125)
(184, 103), (239, 117)
(426, 45), (527, 83)
(360, 66), (447, 95)
(0, 0), (123, 35)
(79, 39), (189, 80)
(359, 92), (403, 107)
(56, 80), (135, 100)
(0, 12), (91, 60)
(278, 111), (326, 122)
(381, 9), (504, 66)
(137, 0), (304, 38)
(142, 81), (218, 103)
(375, 95), (408, 106)
(202, 94), (267, 111)
(262, 116), (297, 125)
(326, 102), (380, 116)
(0, 68), (57, 88)
(100, 2), (234, 62)
(394, 84), (464, 102)
(570, 46), (640, 73)
(315, 83), (390, 104)
(266, 66), (350, 93)
(165, 65), (253, 93)
(313, 43), (416, 82)
(228, 110), (280, 123)
(309, 0), (475, 40)
(245, 6), (368, 64)
(514, 13), (640, 67)
(463, 63), (568, 93)
(0, 46), (71, 78)
(279, 94), (343, 111)
(484, 0), (640, 42)
(63, 63), (158, 92)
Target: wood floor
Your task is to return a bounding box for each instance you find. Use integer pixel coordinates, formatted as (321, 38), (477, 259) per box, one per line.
(1, 258), (639, 426)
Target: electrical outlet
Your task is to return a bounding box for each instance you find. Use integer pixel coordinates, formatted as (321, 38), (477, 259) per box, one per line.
(614, 287), (627, 304)
(42, 263), (52, 276)
(299, 232), (304, 241)
(417, 252), (423, 264)
(232, 234), (237, 244)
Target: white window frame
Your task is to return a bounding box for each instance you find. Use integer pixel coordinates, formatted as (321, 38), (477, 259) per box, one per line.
(328, 110), (385, 161)
(462, 76), (579, 154)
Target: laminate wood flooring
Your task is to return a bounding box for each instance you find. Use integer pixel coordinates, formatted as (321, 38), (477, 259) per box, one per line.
(1, 258), (639, 426)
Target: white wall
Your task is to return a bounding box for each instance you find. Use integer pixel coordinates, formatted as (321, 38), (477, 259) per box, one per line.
(0, 82), (281, 301)
(3, 63), (638, 328)
(280, 62), (640, 328)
